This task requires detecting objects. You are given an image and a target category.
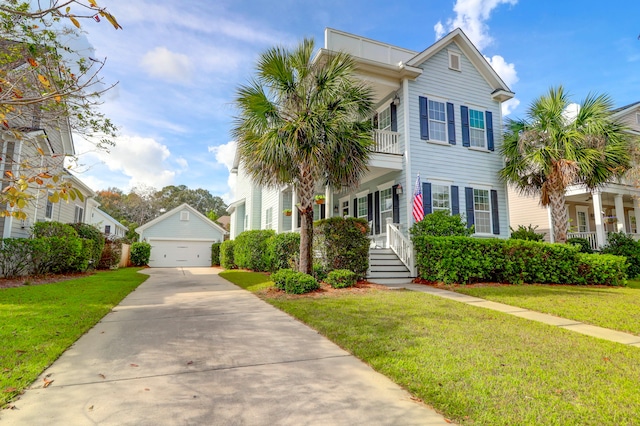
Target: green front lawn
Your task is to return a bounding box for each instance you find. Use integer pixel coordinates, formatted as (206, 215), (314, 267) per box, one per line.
(221, 271), (640, 425)
(452, 283), (640, 336)
(0, 268), (148, 407)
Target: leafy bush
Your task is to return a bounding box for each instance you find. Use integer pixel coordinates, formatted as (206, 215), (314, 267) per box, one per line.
(566, 237), (593, 254)
(314, 217), (370, 279)
(70, 223), (105, 268)
(0, 238), (33, 278)
(130, 242), (151, 266)
(284, 272), (319, 294)
(510, 224), (545, 242)
(413, 236), (627, 286)
(600, 232), (640, 278)
(325, 269), (357, 289)
(32, 221), (77, 239)
(211, 242), (222, 266)
(234, 230), (276, 271)
(73, 239), (95, 272)
(410, 210), (473, 239)
(30, 236), (83, 274)
(271, 268), (297, 290)
(268, 232), (300, 271)
(98, 239), (122, 270)
(220, 240), (237, 269)
(312, 263), (327, 282)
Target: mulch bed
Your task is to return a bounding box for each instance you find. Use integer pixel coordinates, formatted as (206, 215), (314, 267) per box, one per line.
(0, 272), (95, 289)
(260, 280), (389, 299)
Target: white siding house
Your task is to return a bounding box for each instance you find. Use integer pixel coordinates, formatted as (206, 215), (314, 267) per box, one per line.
(228, 27), (514, 269)
(136, 203), (227, 267)
(86, 198), (127, 239)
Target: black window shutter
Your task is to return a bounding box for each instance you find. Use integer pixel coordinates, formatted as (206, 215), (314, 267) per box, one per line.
(390, 103), (397, 132)
(423, 182), (432, 215)
(320, 203), (326, 220)
(374, 191), (381, 234)
(486, 111), (494, 151)
(353, 198), (358, 217)
(451, 185), (460, 215)
(491, 189), (500, 235)
(465, 187), (475, 228)
(367, 193), (374, 233)
(296, 208), (301, 228)
(447, 102), (456, 145)
(461, 106), (470, 147)
(419, 96), (429, 140)
(392, 184), (400, 223)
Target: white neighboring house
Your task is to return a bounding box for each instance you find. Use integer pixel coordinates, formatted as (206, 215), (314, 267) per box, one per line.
(228, 27), (514, 274)
(508, 102), (640, 250)
(136, 203), (227, 268)
(85, 198), (127, 239)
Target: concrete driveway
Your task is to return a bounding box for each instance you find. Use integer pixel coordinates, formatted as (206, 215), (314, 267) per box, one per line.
(2, 268), (449, 425)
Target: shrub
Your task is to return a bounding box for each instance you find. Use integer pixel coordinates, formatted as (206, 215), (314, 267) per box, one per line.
(130, 242), (151, 266)
(576, 253), (628, 286)
(32, 221), (77, 238)
(566, 237), (593, 254)
(98, 239), (122, 270)
(234, 230), (276, 271)
(284, 272), (319, 294)
(30, 236), (83, 274)
(271, 268), (297, 290)
(268, 232), (300, 271)
(0, 238), (33, 278)
(312, 263), (327, 282)
(325, 269), (357, 289)
(510, 224), (545, 242)
(72, 239), (95, 272)
(314, 217), (370, 279)
(220, 240), (237, 269)
(211, 242), (222, 266)
(70, 223), (105, 268)
(410, 210), (473, 238)
(600, 232), (640, 278)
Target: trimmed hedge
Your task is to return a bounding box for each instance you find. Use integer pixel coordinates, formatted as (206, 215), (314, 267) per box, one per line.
(314, 217), (370, 279)
(600, 232), (640, 278)
(271, 268), (319, 294)
(271, 268), (297, 290)
(0, 238), (33, 278)
(325, 269), (357, 289)
(211, 242), (221, 266)
(234, 230), (276, 272)
(70, 223), (105, 268)
(268, 232), (300, 271)
(220, 240), (236, 269)
(410, 210), (473, 238)
(413, 236), (627, 286)
(130, 242), (151, 266)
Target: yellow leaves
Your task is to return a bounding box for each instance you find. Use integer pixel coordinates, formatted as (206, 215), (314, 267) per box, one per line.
(88, 0), (99, 7)
(38, 75), (50, 88)
(99, 11), (122, 30)
(54, 95), (62, 103)
(48, 191), (60, 203)
(69, 15), (81, 29)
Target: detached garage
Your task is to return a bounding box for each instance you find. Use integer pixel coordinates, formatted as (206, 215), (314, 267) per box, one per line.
(136, 204), (227, 267)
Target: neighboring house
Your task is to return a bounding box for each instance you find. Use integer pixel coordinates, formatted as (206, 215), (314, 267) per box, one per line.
(136, 203), (227, 267)
(85, 198), (127, 239)
(228, 27), (514, 260)
(508, 102), (640, 250)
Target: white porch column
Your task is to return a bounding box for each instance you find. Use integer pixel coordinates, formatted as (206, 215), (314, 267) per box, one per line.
(634, 198), (640, 234)
(325, 186), (332, 218)
(291, 189), (298, 230)
(592, 191), (606, 248)
(614, 194), (626, 233)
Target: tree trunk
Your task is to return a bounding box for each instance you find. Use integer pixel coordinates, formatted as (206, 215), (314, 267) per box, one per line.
(549, 190), (569, 243)
(299, 206), (314, 274)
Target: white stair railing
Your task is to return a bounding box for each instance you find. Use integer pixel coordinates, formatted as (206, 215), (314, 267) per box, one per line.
(386, 219), (415, 276)
(567, 232), (598, 251)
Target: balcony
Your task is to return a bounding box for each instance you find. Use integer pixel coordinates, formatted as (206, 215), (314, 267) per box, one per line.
(373, 129), (400, 154)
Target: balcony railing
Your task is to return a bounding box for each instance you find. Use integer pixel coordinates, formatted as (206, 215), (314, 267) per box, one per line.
(374, 129), (400, 154)
(567, 232), (600, 251)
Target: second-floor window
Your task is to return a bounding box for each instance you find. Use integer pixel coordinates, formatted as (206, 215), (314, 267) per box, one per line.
(375, 106), (391, 131)
(428, 100), (446, 142)
(105, 225), (111, 235)
(469, 109), (486, 148)
(45, 192), (53, 219)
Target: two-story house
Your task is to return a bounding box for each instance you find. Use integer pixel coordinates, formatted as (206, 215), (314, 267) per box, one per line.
(228, 27), (514, 273)
(508, 102), (640, 250)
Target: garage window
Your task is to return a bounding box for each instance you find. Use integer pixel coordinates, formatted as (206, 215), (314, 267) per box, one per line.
(180, 211), (189, 221)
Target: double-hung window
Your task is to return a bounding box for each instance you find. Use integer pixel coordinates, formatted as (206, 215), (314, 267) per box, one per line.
(428, 100), (446, 142)
(357, 195), (368, 219)
(469, 109), (485, 148)
(432, 184), (450, 212)
(265, 207), (273, 229)
(375, 106), (391, 131)
(380, 188), (393, 229)
(473, 189), (491, 234)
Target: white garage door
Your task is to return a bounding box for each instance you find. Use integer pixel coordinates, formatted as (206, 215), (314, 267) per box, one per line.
(148, 240), (213, 267)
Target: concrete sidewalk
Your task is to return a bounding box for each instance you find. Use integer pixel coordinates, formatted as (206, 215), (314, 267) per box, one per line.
(2, 268), (450, 426)
(381, 282), (640, 348)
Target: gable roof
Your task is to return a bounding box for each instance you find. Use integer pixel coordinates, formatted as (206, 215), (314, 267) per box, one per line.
(612, 101), (640, 117)
(135, 203), (227, 235)
(406, 28), (514, 102)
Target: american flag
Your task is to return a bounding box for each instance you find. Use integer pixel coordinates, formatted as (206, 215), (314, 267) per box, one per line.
(412, 174), (424, 222)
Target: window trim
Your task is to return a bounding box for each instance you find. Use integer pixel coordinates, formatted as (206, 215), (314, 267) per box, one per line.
(74, 205), (84, 223)
(431, 184), (451, 213)
(45, 191), (54, 220)
(357, 195), (368, 219)
(468, 108), (486, 149)
(427, 98), (447, 143)
(472, 188), (492, 235)
(339, 196), (350, 217)
(265, 207), (273, 230)
(379, 187), (393, 233)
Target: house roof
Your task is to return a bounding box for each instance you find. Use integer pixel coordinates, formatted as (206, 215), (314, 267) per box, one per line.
(135, 203), (227, 235)
(64, 171), (96, 198)
(92, 207), (127, 231)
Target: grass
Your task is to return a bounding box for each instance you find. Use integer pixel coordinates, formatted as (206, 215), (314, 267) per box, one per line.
(221, 271), (640, 425)
(0, 268), (148, 407)
(219, 270), (273, 292)
(451, 283), (640, 336)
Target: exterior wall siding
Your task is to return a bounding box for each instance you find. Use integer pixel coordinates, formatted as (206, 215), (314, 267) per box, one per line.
(141, 208), (225, 242)
(507, 186), (551, 241)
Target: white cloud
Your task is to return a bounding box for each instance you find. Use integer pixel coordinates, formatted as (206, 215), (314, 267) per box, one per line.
(485, 54), (518, 87)
(208, 140), (237, 203)
(140, 46), (193, 83)
(435, 0), (518, 50)
(501, 98), (520, 116)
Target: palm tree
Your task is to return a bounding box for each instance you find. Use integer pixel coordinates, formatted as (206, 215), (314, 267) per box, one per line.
(232, 39), (375, 274)
(501, 86), (632, 244)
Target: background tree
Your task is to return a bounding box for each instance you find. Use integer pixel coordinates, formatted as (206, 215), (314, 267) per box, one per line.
(0, 1), (120, 219)
(233, 39), (375, 274)
(152, 185), (227, 217)
(501, 86), (631, 243)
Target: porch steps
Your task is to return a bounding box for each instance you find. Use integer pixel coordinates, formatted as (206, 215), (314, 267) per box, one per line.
(367, 248), (414, 286)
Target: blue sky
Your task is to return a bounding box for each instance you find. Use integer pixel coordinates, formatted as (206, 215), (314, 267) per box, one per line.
(69, 0), (640, 204)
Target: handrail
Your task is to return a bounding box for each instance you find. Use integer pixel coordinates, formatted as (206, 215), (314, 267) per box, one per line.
(374, 129), (400, 154)
(386, 220), (415, 276)
(567, 232), (599, 251)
